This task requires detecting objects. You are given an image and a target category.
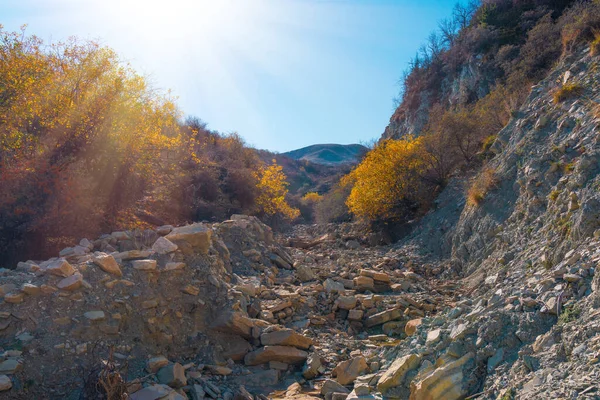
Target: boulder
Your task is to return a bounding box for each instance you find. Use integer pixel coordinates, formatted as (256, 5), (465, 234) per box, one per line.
(260, 329), (312, 350)
(353, 276), (375, 292)
(365, 308), (403, 328)
(132, 260), (157, 271)
(57, 273), (83, 291)
(244, 346), (308, 366)
(296, 264), (318, 282)
(321, 379), (351, 396)
(0, 375), (11, 391)
(377, 354), (421, 393)
(332, 356), (369, 385)
(151, 237), (178, 254)
(210, 312), (256, 339)
(324, 279), (345, 293)
(0, 360), (21, 374)
(21, 284), (40, 296)
(336, 296), (357, 310)
(166, 223), (212, 254)
(405, 319), (422, 336)
(157, 363), (187, 388)
(92, 253), (123, 277)
(130, 384), (173, 400)
(46, 258), (75, 277)
(303, 353), (322, 379)
(409, 352), (474, 400)
(147, 356), (169, 373)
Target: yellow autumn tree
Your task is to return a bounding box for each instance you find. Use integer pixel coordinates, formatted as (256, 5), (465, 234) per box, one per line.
(255, 160), (300, 220)
(342, 137), (429, 221)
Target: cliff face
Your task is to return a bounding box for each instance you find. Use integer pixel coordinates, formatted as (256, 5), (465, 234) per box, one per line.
(382, 57), (490, 140)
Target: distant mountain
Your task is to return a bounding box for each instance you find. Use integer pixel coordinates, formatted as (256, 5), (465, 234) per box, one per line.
(283, 144), (368, 166)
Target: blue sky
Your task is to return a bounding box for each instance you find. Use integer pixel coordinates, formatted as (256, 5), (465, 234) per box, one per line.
(2, 0), (456, 152)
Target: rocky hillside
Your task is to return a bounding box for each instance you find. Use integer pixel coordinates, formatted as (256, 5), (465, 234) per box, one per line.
(282, 144), (367, 166)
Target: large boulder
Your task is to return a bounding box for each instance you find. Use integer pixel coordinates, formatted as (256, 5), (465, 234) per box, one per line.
(377, 354), (421, 394)
(410, 352), (474, 400)
(45, 258), (75, 277)
(92, 253), (122, 277)
(332, 356), (369, 385)
(166, 223), (212, 254)
(210, 312), (256, 339)
(260, 329), (312, 350)
(244, 346), (308, 366)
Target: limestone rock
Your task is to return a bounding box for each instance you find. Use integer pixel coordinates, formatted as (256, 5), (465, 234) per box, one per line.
(84, 311), (105, 321)
(4, 293), (23, 304)
(164, 262), (186, 271)
(321, 379), (351, 396)
(324, 279), (345, 293)
(57, 273), (83, 291)
(46, 258), (75, 277)
(377, 354), (421, 394)
(21, 284), (40, 296)
(0, 375), (11, 391)
(296, 264), (317, 282)
(336, 296), (357, 310)
(409, 352), (474, 400)
(210, 312), (256, 338)
(147, 356), (169, 373)
(303, 352), (322, 379)
(353, 276), (375, 292)
(244, 345), (308, 366)
(260, 329), (313, 350)
(132, 259), (157, 271)
(405, 319), (422, 336)
(157, 363), (187, 388)
(166, 223), (212, 254)
(92, 253), (123, 277)
(130, 384), (173, 400)
(0, 360), (21, 374)
(152, 237), (178, 254)
(332, 356), (369, 385)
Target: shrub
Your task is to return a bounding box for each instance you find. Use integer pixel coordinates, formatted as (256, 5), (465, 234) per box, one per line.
(467, 167), (499, 207)
(560, 1), (600, 55)
(481, 135), (497, 153)
(342, 137), (430, 221)
(553, 83), (584, 103)
(255, 160), (300, 221)
(315, 183), (352, 224)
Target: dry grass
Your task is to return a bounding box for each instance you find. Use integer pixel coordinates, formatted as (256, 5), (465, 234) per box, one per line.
(553, 83), (584, 103)
(591, 30), (600, 56)
(467, 167), (499, 207)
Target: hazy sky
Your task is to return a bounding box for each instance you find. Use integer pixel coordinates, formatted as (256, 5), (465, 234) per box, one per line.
(2, 0), (456, 152)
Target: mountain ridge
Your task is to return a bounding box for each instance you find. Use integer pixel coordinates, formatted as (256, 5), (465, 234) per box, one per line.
(282, 143), (367, 166)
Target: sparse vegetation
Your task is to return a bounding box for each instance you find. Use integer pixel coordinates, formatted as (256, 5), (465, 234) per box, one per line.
(553, 83), (584, 103)
(559, 303), (581, 324)
(549, 190), (561, 201)
(591, 30), (600, 56)
(467, 167), (499, 207)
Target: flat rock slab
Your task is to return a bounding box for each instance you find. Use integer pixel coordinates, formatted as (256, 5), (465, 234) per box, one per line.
(244, 345), (308, 366)
(92, 253), (123, 277)
(260, 329), (313, 350)
(166, 223), (212, 254)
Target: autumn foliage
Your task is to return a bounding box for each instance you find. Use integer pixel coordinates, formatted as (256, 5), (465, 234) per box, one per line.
(255, 161), (300, 222)
(0, 27), (294, 265)
(342, 137), (429, 221)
